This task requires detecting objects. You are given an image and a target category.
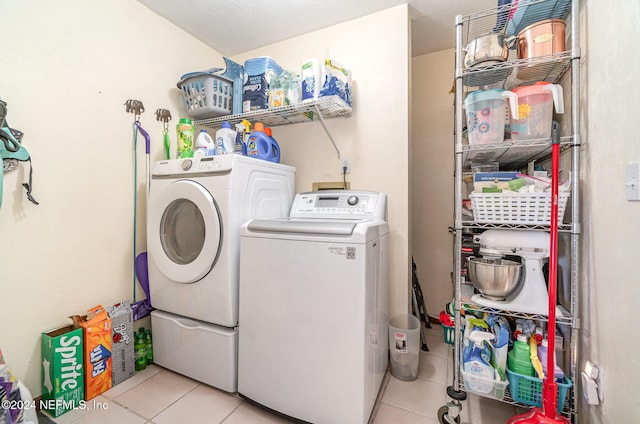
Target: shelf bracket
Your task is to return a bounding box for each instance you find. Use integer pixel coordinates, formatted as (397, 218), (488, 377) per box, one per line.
(314, 104), (341, 159)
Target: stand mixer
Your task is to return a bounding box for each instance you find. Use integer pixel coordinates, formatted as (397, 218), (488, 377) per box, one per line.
(470, 229), (560, 316)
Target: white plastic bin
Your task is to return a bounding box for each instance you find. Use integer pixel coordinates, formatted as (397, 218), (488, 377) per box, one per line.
(388, 313), (421, 381)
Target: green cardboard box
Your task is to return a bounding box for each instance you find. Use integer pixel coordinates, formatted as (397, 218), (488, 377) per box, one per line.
(41, 324), (84, 417)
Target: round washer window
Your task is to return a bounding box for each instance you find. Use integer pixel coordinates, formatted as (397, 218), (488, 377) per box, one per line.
(160, 198), (206, 265)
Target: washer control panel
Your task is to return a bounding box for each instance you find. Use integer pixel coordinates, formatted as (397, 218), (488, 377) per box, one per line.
(290, 190), (387, 220)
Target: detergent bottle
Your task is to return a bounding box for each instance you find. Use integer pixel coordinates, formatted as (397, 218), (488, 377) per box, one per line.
(246, 122), (273, 161)
(215, 122), (236, 155)
(507, 333), (534, 376)
(194, 130), (215, 157)
(264, 127), (281, 163)
(538, 338), (565, 383)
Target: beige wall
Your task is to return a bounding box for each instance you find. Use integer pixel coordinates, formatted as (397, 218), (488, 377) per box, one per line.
(411, 50), (455, 317)
(230, 5), (411, 317)
(0, 0), (222, 396)
(0, 1), (411, 397)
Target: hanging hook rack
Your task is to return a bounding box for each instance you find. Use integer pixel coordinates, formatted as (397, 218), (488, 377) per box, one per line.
(124, 99), (145, 121)
(155, 108), (172, 131)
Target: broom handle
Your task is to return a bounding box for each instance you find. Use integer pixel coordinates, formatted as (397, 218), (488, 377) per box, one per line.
(544, 122), (561, 416)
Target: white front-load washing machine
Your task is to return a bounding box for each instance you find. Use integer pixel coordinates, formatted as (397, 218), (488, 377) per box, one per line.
(238, 190), (389, 423)
(147, 155), (294, 392)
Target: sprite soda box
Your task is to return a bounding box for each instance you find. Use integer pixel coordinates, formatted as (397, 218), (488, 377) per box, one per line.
(41, 325), (84, 417)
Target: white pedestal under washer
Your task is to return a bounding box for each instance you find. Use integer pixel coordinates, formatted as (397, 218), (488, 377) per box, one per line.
(147, 155), (294, 391)
(238, 190), (389, 424)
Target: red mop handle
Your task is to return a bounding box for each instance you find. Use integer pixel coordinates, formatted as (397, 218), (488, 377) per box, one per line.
(544, 123), (561, 417)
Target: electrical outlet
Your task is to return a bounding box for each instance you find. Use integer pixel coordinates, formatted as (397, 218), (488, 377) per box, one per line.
(340, 158), (351, 174)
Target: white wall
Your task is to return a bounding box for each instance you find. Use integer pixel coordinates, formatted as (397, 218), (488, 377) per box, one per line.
(0, 0), (219, 395)
(581, 0), (640, 422)
(230, 5), (411, 317)
(0, 1), (411, 397)
(411, 50), (455, 317)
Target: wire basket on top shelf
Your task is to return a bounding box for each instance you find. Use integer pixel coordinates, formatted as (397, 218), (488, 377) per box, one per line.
(469, 191), (570, 225)
(177, 69), (233, 120)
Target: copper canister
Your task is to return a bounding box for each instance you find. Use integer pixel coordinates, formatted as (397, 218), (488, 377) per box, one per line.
(517, 19), (566, 59)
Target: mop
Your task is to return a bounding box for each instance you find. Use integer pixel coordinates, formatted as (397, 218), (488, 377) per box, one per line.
(125, 99), (154, 321)
(507, 123), (570, 424)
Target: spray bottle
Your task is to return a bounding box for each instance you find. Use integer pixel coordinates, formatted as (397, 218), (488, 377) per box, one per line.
(463, 330), (496, 390)
(234, 119), (251, 155)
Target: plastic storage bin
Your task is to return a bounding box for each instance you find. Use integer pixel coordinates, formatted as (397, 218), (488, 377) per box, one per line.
(442, 324), (456, 346)
(506, 368), (572, 413)
(177, 70), (233, 119)
(470, 191), (570, 225)
(388, 313), (421, 381)
(461, 367), (509, 400)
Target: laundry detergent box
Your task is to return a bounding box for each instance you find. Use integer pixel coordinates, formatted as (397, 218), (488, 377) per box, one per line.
(41, 324), (84, 417)
(107, 302), (134, 386)
(243, 56), (283, 112)
(70, 305), (112, 400)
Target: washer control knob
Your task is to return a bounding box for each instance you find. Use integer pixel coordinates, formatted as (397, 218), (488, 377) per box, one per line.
(181, 159), (192, 171)
(347, 195), (359, 206)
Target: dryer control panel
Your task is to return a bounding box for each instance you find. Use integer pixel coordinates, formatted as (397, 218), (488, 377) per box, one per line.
(290, 190), (387, 220)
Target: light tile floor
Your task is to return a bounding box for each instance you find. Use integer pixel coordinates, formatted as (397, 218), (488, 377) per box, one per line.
(41, 324), (522, 424)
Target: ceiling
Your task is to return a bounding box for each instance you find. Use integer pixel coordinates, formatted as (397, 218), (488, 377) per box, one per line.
(137, 0), (497, 57)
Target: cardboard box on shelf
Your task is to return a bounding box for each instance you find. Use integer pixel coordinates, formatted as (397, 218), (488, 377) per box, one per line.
(70, 305), (112, 400)
(40, 325), (84, 417)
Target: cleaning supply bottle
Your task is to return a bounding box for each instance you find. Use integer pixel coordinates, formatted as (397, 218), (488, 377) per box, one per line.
(529, 335), (544, 379)
(246, 122), (273, 161)
(488, 315), (509, 381)
(463, 331), (496, 392)
(215, 122), (236, 155)
(176, 118), (194, 159)
(234, 121), (250, 155)
(538, 338), (565, 383)
(194, 130), (215, 157)
(507, 333), (534, 376)
(264, 127), (281, 163)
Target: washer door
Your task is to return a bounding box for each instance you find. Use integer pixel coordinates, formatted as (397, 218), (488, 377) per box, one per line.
(148, 180), (222, 284)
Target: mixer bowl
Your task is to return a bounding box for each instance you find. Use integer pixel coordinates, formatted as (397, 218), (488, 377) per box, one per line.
(468, 257), (523, 300)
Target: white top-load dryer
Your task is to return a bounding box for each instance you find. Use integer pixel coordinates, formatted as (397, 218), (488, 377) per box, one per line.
(147, 155), (294, 392)
(238, 190), (389, 424)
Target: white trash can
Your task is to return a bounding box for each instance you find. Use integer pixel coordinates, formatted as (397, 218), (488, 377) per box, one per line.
(388, 313), (421, 381)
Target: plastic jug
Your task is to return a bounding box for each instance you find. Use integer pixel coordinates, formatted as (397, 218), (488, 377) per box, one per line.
(510, 82), (564, 140)
(215, 122), (236, 155)
(538, 338), (565, 383)
(464, 89), (518, 144)
(264, 127), (281, 163)
(194, 130), (215, 157)
(507, 333), (534, 376)
(246, 122), (273, 161)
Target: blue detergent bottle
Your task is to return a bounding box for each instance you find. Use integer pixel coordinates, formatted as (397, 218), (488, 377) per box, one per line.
(246, 122), (273, 161)
(264, 127), (281, 163)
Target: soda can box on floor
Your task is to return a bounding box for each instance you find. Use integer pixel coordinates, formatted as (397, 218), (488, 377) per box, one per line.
(41, 325), (84, 417)
(70, 305), (112, 400)
(108, 302), (135, 386)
